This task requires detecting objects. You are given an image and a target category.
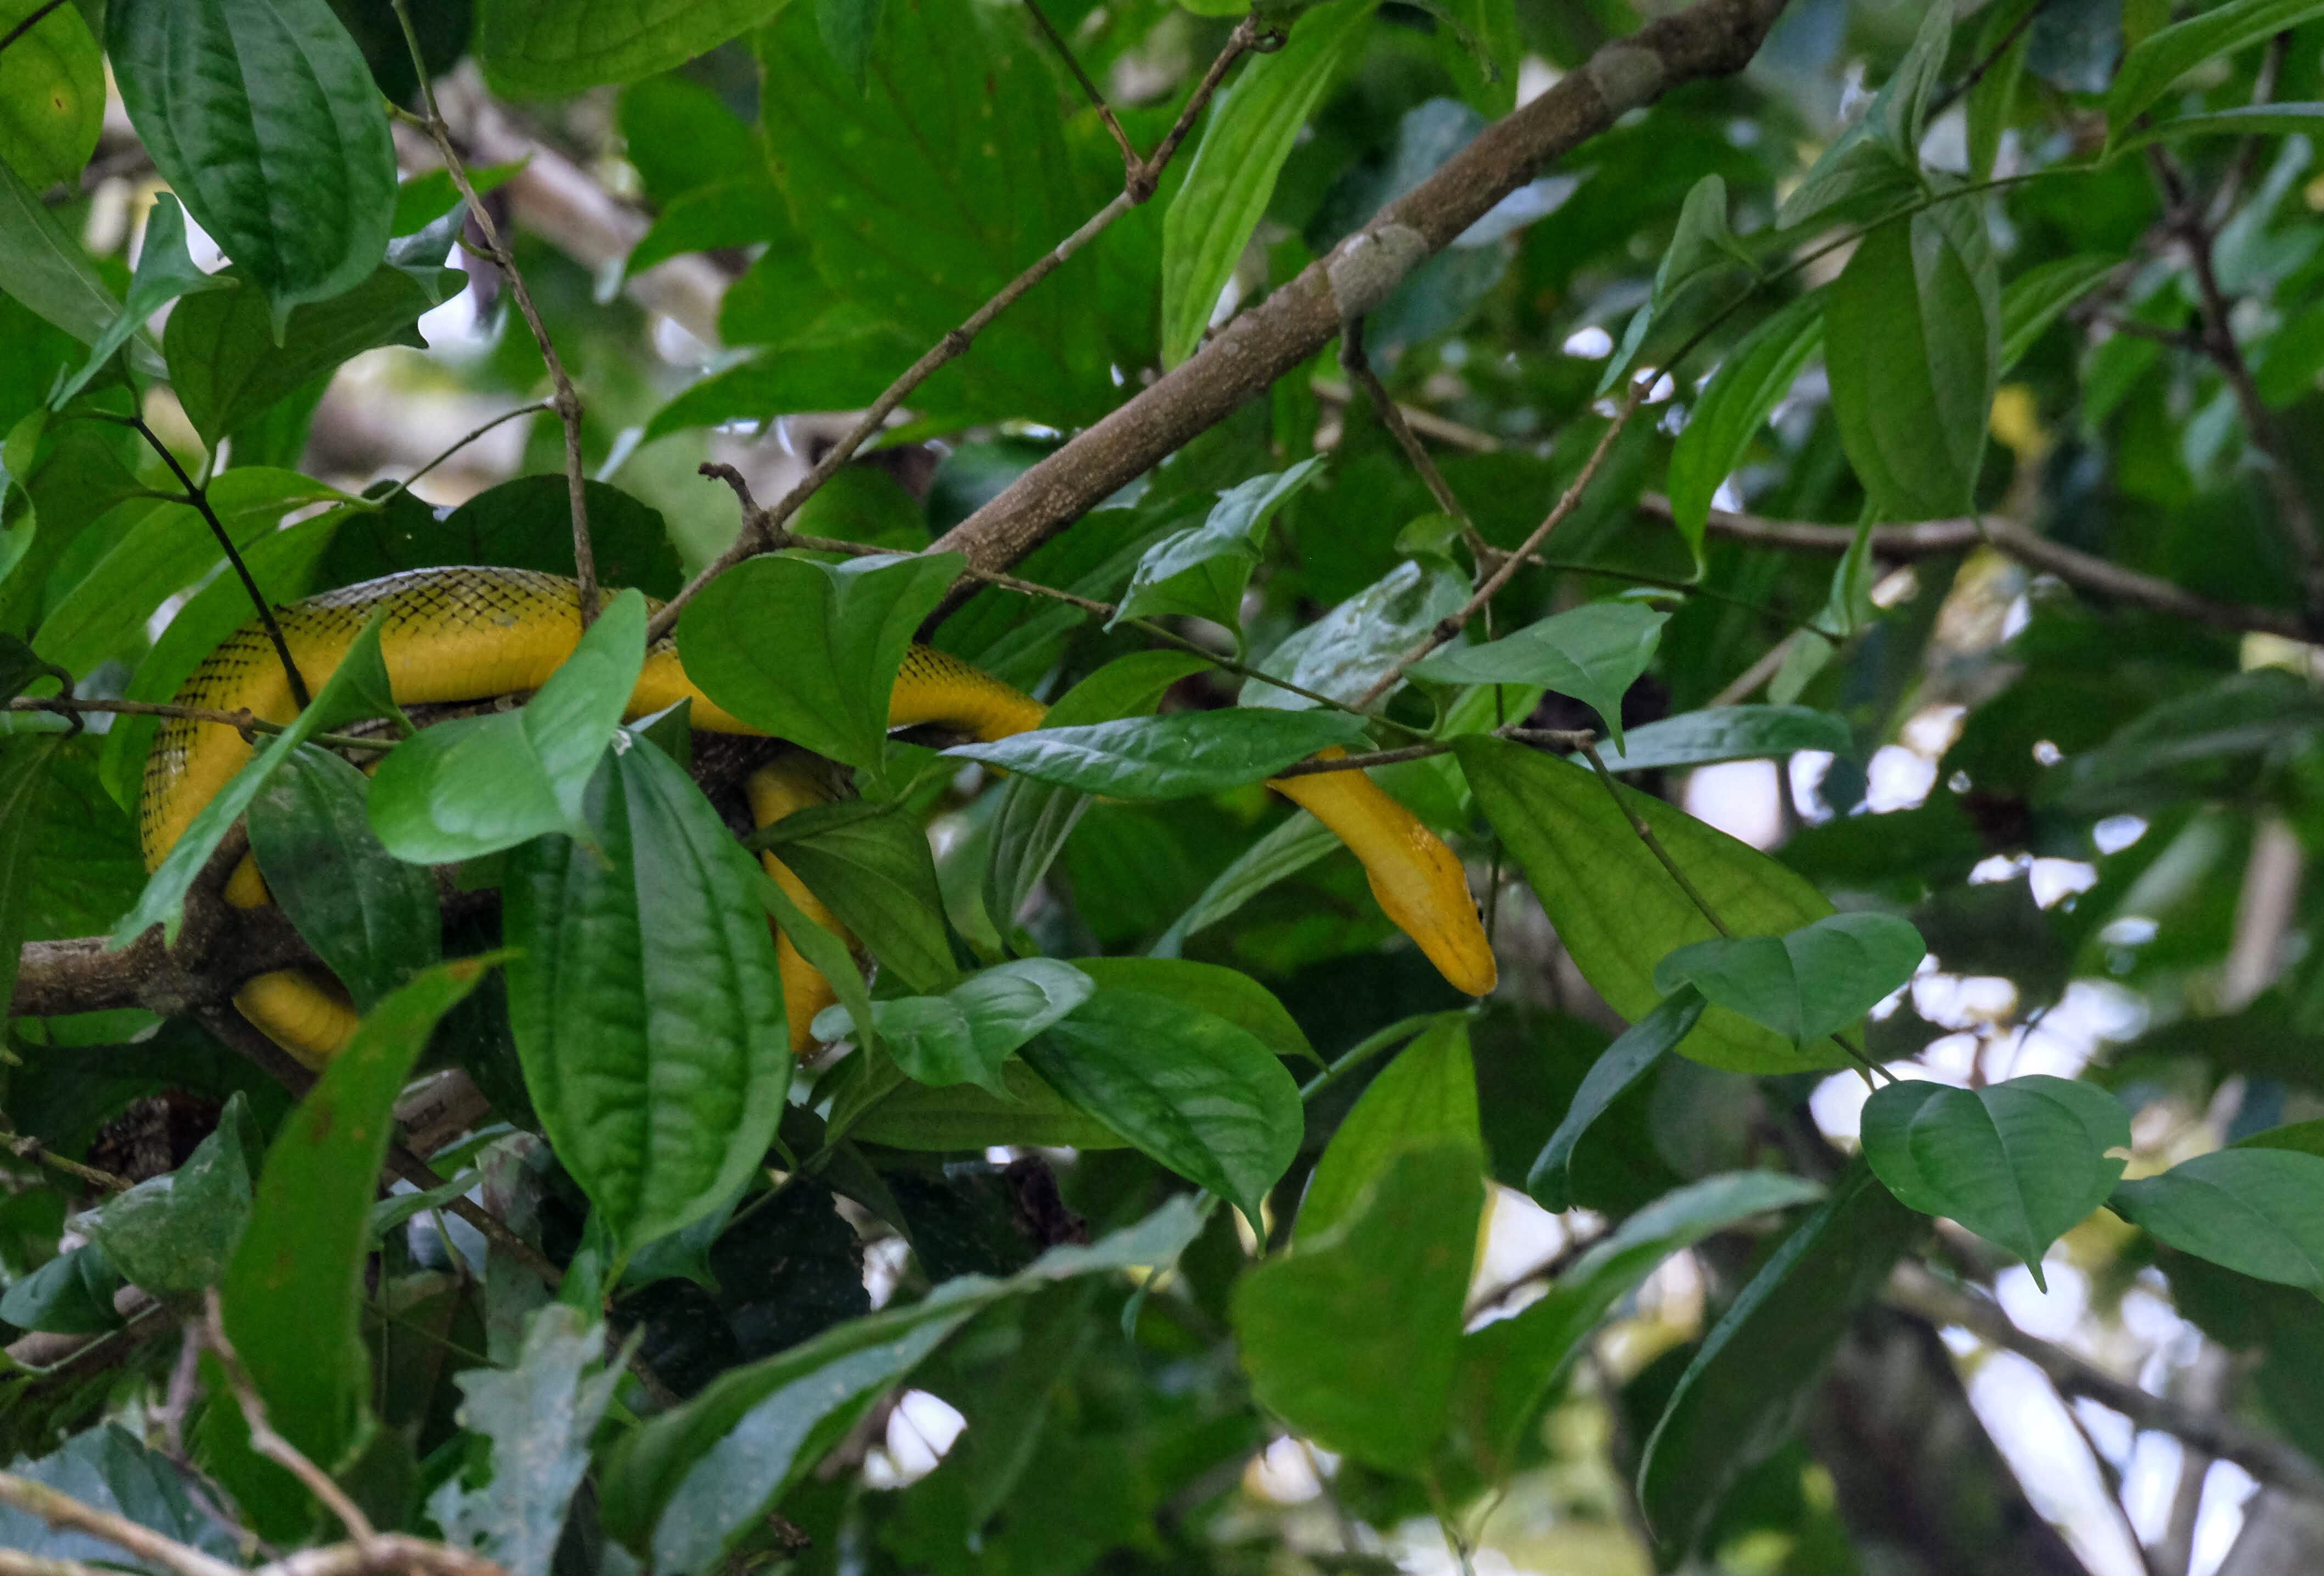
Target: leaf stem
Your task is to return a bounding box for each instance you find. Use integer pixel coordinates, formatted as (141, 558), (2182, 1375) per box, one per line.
(380, 399), (554, 503)
(388, 0), (599, 627)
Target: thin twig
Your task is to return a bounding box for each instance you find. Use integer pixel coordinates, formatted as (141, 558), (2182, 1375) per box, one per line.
(1135, 16), (1273, 199)
(0, 0), (67, 60)
(1354, 379), (1651, 710)
(1310, 377), (1502, 452)
(648, 20), (1267, 645)
(2209, 29), (2290, 225)
(199, 1291), (378, 1544)
(1340, 317), (1496, 568)
(0, 1471), (245, 1576)
(1578, 742), (1732, 937)
(0, 1130), (131, 1193)
(5, 697), (395, 752)
(384, 399), (553, 502)
(389, 1), (598, 626)
(130, 418), (310, 710)
(1020, 0), (1138, 171)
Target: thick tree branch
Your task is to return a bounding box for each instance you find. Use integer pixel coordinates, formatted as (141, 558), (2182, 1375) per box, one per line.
(925, 0), (1794, 599)
(1646, 494), (2311, 639)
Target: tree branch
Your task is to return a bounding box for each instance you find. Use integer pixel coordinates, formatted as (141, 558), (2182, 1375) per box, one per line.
(1888, 1261), (2324, 1501)
(1646, 494), (2311, 639)
(925, 0), (1795, 599)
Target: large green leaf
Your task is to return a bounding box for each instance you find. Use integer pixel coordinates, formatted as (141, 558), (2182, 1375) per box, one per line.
(1412, 601), (1668, 750)
(755, 0), (1151, 424)
(2107, 0), (2324, 141)
(1070, 956), (1313, 1064)
(219, 961), (492, 1494)
(1825, 199), (1999, 520)
(1456, 736), (1845, 1072)
(321, 473), (683, 599)
(602, 1198), (1206, 1571)
(1023, 987), (1303, 1221)
(1653, 913), (1926, 1050)
(2111, 1148), (2324, 1292)
(1450, 1171), (1826, 1480)
(1664, 294), (1823, 563)
(0, 0), (102, 192)
(504, 736), (790, 1254)
(813, 958), (1092, 1096)
(481, 0), (787, 96)
(1296, 1014), (1477, 1242)
(1862, 1075), (2129, 1284)
(368, 588), (648, 865)
(946, 708), (1369, 798)
(248, 747), (441, 1013)
(1113, 461), (1326, 629)
(1233, 1138), (1483, 1471)
(759, 799), (957, 992)
(1529, 987), (1705, 1212)
(1593, 706), (1853, 773)
(108, 0), (397, 323)
(1160, 0), (1378, 366)
(77, 1095), (257, 1297)
(164, 246), (468, 446)
(1637, 1163), (1922, 1551)
(679, 551), (962, 786)
(111, 614), (403, 947)
(0, 156), (143, 357)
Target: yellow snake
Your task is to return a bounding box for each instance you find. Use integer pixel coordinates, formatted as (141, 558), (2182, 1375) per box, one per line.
(141, 566), (1496, 1068)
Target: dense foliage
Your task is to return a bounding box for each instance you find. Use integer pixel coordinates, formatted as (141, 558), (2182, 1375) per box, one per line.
(7, 0), (2324, 1572)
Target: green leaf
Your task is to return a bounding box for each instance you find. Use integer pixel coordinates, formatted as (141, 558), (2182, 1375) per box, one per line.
(481, 0), (787, 96)
(2238, 1120), (2324, 1158)
(1021, 987), (1303, 1221)
(946, 708), (1369, 799)
(2110, 1148), (2324, 1292)
(108, 0), (397, 324)
(1872, 0), (1956, 159)
(248, 746), (441, 1012)
(321, 473), (683, 599)
(1150, 810), (1339, 957)
(984, 652), (1208, 943)
(1862, 1075), (2128, 1285)
(0, 631), (47, 702)
(112, 613), (403, 947)
(220, 960), (493, 1489)
(624, 176), (787, 282)
(745, 851), (881, 1067)
(505, 736), (790, 1255)
(644, 338), (907, 444)
(2117, 102), (2324, 154)
(0, 1424), (246, 1563)
(678, 551), (963, 785)
(389, 161), (524, 237)
(1160, 0), (1378, 366)
(1113, 460), (1327, 629)
(1967, 0), (2037, 180)
(1451, 1171), (1826, 1480)
(164, 250), (467, 446)
(78, 1095), (257, 1296)
(428, 1304), (624, 1576)
(1457, 735), (1846, 1073)
(845, 1060), (1130, 1151)
(2107, 0), (2324, 142)
(0, 1241), (119, 1335)
(1653, 912), (1926, 1049)
(54, 195), (234, 408)
(1070, 956), (1313, 1064)
(761, 799), (956, 992)
(1232, 1138), (1483, 1470)
(1665, 294), (1823, 563)
(0, 0), (102, 190)
(602, 1197), (1206, 1569)
(1826, 199), (1999, 520)
(35, 469), (346, 677)
(368, 588), (648, 865)
(1527, 987), (1705, 1212)
(0, 733), (59, 1022)
(813, 958), (1093, 1096)
(1653, 175), (1747, 310)
(1296, 1015), (1477, 1243)
(1999, 254), (2119, 372)
(817, 0), (884, 88)
(1637, 1163), (1922, 1551)
(0, 156), (145, 360)
(1594, 705), (1853, 773)
(1242, 557), (1468, 710)
(1412, 602), (1668, 750)
(755, 0), (1150, 424)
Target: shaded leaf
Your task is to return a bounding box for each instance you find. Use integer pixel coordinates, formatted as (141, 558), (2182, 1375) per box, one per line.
(761, 799), (957, 992)
(2107, 0), (2324, 141)
(1297, 1015), (1477, 1242)
(947, 708), (1369, 799)
(813, 959), (1093, 1096)
(1594, 706), (1852, 773)
(1529, 988), (1706, 1212)
(1113, 461), (1326, 629)
(79, 1095), (256, 1296)
(1665, 294), (1823, 563)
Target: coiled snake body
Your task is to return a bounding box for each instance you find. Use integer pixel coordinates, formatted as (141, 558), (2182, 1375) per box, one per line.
(142, 566), (1495, 1067)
